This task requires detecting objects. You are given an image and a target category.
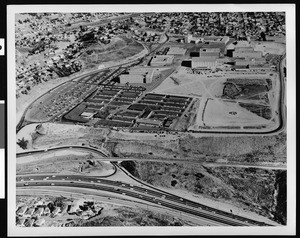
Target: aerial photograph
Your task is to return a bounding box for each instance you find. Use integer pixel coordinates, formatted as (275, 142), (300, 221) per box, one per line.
(14, 11), (287, 228)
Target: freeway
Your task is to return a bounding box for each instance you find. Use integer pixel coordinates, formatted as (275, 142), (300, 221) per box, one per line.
(16, 145), (281, 226)
(17, 174), (273, 226)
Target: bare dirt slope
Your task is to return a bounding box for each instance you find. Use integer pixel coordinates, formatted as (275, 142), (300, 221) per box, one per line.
(120, 160), (286, 225)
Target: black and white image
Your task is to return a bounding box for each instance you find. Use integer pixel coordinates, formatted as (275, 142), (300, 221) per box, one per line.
(7, 4), (296, 236)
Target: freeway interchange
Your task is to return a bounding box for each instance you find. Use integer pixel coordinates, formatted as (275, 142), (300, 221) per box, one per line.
(16, 145), (277, 227)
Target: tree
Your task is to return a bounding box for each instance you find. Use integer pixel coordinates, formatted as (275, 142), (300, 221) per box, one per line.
(17, 137), (29, 150)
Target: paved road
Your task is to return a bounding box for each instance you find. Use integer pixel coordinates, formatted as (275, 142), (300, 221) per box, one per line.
(17, 145), (108, 158)
(17, 174), (273, 226)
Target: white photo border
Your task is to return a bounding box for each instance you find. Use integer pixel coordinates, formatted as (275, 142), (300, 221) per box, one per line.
(7, 4), (296, 236)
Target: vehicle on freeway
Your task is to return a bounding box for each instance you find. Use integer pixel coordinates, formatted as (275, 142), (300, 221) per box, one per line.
(51, 183), (55, 186)
(30, 179), (34, 181)
(24, 183), (29, 186)
(122, 193), (126, 195)
(52, 175), (56, 178)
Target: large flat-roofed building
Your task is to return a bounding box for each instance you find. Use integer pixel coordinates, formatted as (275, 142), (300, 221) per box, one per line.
(167, 47), (187, 55)
(136, 118), (163, 127)
(199, 48), (221, 58)
(150, 55), (174, 67)
(191, 57), (217, 70)
(119, 74), (147, 84)
(120, 67), (157, 84)
(233, 50), (263, 59)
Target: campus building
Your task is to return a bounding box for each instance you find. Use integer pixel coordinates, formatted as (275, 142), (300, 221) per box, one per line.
(199, 47), (221, 58)
(191, 57), (217, 70)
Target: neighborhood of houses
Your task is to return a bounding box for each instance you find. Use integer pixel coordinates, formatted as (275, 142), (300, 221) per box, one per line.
(16, 198), (103, 227)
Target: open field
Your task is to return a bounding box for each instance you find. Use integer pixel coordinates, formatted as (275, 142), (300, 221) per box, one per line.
(151, 68), (279, 132)
(203, 100), (270, 127)
(80, 36), (145, 70)
(252, 41), (285, 56)
(120, 160), (283, 224)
